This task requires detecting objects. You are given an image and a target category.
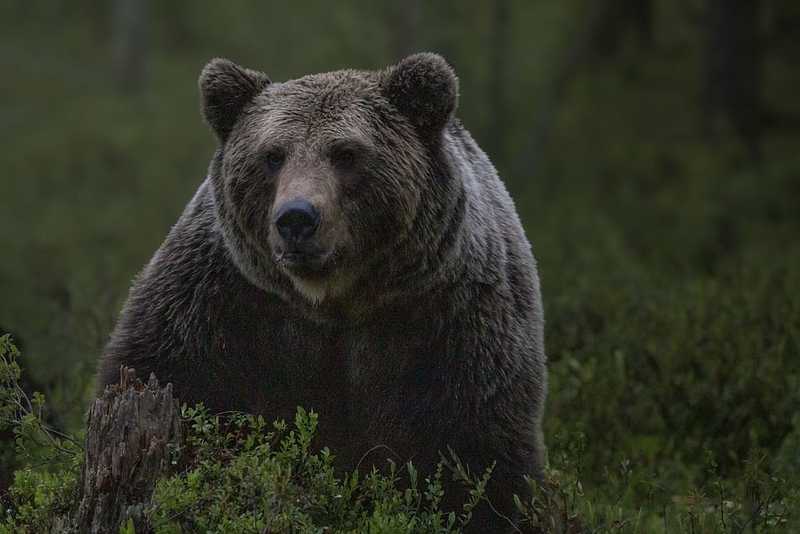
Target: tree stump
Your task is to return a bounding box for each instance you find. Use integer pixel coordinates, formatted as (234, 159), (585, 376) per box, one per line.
(75, 367), (182, 533)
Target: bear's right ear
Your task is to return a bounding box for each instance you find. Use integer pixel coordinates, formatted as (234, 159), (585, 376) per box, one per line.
(199, 58), (271, 141)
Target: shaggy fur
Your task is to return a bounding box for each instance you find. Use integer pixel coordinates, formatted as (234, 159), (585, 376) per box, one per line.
(98, 53), (546, 532)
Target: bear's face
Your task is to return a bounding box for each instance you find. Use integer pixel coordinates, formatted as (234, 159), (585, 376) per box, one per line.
(199, 55), (458, 306)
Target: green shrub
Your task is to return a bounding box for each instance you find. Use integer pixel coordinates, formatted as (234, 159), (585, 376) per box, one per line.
(0, 335), (81, 533)
(3, 334), (798, 533)
(149, 405), (477, 533)
(546, 254), (800, 474)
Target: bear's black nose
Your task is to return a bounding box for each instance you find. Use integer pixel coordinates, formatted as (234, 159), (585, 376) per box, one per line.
(274, 199), (320, 244)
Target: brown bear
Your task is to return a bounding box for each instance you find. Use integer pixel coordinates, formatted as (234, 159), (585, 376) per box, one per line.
(98, 53), (547, 532)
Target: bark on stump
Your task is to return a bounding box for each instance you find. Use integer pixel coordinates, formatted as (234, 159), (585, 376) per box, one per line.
(75, 367), (181, 533)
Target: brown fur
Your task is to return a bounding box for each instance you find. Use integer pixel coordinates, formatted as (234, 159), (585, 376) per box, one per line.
(98, 53), (546, 532)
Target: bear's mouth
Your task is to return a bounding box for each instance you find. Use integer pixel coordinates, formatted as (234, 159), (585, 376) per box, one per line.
(274, 248), (332, 278)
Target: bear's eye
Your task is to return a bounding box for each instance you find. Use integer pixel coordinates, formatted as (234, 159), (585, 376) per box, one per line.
(265, 150), (285, 172)
(331, 147), (357, 169)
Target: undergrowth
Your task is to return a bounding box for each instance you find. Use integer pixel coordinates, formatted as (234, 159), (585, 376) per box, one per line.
(1, 334), (798, 533)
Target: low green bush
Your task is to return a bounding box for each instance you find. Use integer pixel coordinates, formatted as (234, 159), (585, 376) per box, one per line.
(2, 334), (798, 533)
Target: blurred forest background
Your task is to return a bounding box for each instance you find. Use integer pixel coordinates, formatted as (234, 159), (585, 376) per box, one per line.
(1, 0), (799, 530)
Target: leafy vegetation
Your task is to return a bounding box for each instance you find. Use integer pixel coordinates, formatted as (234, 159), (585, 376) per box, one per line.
(2, 0), (799, 532)
(149, 406), (482, 533)
(0, 335), (80, 533)
(2, 334), (798, 532)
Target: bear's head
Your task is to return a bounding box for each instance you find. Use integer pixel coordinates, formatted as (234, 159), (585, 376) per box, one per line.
(200, 54), (461, 315)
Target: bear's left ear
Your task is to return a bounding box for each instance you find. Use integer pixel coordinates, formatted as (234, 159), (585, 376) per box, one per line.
(199, 58), (271, 141)
(382, 53), (459, 141)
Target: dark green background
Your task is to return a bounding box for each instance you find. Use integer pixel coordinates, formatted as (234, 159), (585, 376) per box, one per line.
(1, 1), (799, 525)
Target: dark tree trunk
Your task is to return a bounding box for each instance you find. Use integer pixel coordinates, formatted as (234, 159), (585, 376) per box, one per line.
(386, 0), (421, 59)
(592, 0), (654, 58)
(112, 0), (149, 93)
(488, 0), (510, 168)
(516, 0), (658, 179)
(631, 0), (655, 48)
(74, 367), (181, 533)
(702, 0), (764, 161)
(515, 2), (610, 179)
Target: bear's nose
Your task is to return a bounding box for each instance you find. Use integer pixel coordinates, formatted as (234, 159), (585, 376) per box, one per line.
(274, 199), (320, 244)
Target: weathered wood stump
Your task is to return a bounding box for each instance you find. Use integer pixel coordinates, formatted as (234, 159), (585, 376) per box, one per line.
(75, 367), (182, 533)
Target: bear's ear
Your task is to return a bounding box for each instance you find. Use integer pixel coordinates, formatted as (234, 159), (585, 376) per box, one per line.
(199, 58), (271, 141)
(382, 53), (459, 141)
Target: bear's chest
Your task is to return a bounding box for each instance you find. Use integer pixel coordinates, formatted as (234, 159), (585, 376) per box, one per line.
(212, 288), (454, 468)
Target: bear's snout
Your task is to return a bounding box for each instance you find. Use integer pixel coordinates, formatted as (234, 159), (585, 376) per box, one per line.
(274, 199), (320, 246)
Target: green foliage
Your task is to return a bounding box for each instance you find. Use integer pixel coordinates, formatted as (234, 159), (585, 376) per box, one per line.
(0, 335), (80, 533)
(149, 405), (480, 533)
(521, 436), (800, 533)
(1, 336), (799, 532)
(0, 335), (82, 470)
(0, 336), (22, 428)
(119, 517), (136, 534)
(0, 468), (78, 534)
(545, 261), (800, 476)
